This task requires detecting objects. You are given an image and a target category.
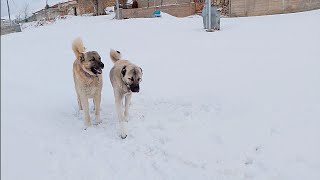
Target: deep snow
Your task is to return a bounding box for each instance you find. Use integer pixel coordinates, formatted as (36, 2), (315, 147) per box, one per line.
(1, 11), (320, 180)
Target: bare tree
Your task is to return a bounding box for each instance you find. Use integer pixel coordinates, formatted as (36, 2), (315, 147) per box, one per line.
(15, 12), (22, 23)
(22, 3), (29, 21)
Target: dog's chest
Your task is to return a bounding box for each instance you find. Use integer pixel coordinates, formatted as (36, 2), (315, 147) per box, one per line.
(80, 77), (102, 96)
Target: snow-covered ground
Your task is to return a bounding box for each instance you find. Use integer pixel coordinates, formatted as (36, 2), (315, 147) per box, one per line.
(2, 11), (320, 180)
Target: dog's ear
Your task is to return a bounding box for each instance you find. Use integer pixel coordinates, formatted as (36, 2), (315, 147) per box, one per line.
(121, 66), (126, 77)
(79, 53), (85, 62)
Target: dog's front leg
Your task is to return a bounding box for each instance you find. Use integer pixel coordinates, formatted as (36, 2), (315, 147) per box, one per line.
(124, 93), (132, 122)
(114, 90), (127, 139)
(80, 96), (91, 129)
(93, 93), (101, 124)
(76, 92), (83, 110)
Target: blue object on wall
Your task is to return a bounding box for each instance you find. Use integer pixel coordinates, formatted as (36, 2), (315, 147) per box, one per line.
(153, 10), (161, 17)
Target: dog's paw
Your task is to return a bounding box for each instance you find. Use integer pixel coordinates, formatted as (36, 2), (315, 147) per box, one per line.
(93, 120), (102, 127)
(94, 121), (102, 126)
(119, 129), (128, 139)
(120, 134), (127, 139)
(124, 116), (129, 122)
(119, 121), (127, 139)
(95, 118), (102, 125)
(85, 121), (91, 128)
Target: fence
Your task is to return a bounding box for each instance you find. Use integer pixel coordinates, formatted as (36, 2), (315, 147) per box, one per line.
(230, 0), (320, 17)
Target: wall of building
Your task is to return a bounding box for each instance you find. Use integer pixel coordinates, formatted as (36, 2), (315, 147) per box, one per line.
(33, 8), (61, 21)
(58, 1), (78, 16)
(120, 2), (195, 18)
(230, 0), (320, 17)
(77, 0), (116, 15)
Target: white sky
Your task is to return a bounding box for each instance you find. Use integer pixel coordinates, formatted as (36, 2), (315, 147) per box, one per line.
(1, 0), (67, 19)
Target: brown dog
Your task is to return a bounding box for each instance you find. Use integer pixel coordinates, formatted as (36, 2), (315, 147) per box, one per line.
(72, 38), (104, 128)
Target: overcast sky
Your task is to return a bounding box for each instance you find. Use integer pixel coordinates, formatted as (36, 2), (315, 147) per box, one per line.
(1, 0), (66, 19)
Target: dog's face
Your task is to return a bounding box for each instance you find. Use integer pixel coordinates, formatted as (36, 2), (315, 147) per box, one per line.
(80, 51), (104, 75)
(121, 65), (143, 93)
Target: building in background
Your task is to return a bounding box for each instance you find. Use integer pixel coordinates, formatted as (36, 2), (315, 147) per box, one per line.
(77, 0), (116, 15)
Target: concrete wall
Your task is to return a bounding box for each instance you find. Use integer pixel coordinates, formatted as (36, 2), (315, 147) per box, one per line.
(230, 0), (320, 17)
(136, 0), (192, 8)
(1, 24), (21, 35)
(120, 2), (196, 18)
(33, 8), (62, 21)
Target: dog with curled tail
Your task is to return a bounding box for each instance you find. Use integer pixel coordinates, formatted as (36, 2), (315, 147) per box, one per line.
(109, 49), (143, 139)
(72, 38), (104, 128)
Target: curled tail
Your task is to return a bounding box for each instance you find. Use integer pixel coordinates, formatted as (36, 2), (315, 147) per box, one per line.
(110, 49), (122, 63)
(72, 37), (86, 59)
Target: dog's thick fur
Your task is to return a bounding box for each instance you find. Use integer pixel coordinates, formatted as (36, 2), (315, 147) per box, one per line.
(109, 49), (143, 139)
(72, 38), (104, 128)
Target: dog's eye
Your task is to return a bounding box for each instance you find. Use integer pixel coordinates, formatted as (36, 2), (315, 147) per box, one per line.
(128, 77), (134, 81)
(138, 78), (141, 81)
(90, 59), (94, 61)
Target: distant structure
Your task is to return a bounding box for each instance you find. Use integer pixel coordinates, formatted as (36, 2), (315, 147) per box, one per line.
(118, 0), (196, 19)
(229, 0), (320, 17)
(77, 0), (116, 15)
(4, 0), (320, 25)
(1, 18), (21, 35)
(27, 0), (78, 22)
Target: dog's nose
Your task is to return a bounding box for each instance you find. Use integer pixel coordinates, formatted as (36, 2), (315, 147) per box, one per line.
(131, 85), (139, 92)
(132, 88), (139, 92)
(100, 62), (104, 69)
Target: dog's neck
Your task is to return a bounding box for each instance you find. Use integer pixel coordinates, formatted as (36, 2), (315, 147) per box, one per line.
(78, 62), (96, 78)
(81, 68), (92, 78)
(121, 74), (131, 92)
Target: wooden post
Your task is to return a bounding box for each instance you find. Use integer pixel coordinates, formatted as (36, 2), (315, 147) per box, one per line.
(116, 0), (120, 19)
(96, 0), (99, 15)
(229, 0), (231, 17)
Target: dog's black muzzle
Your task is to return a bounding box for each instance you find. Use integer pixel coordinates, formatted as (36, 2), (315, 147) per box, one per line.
(91, 62), (104, 75)
(130, 84), (140, 93)
(100, 62), (104, 69)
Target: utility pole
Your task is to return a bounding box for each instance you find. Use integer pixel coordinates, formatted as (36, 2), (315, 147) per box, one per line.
(6, 0), (12, 26)
(44, 0), (48, 20)
(206, 0), (213, 32)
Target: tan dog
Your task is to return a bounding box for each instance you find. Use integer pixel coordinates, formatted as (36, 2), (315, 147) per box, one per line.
(72, 38), (104, 128)
(109, 49), (143, 139)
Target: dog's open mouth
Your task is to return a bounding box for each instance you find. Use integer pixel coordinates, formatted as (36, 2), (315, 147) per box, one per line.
(91, 67), (102, 75)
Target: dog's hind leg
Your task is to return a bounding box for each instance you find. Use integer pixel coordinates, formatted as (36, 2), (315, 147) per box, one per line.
(93, 93), (101, 124)
(80, 96), (91, 128)
(114, 90), (127, 139)
(124, 93), (132, 122)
